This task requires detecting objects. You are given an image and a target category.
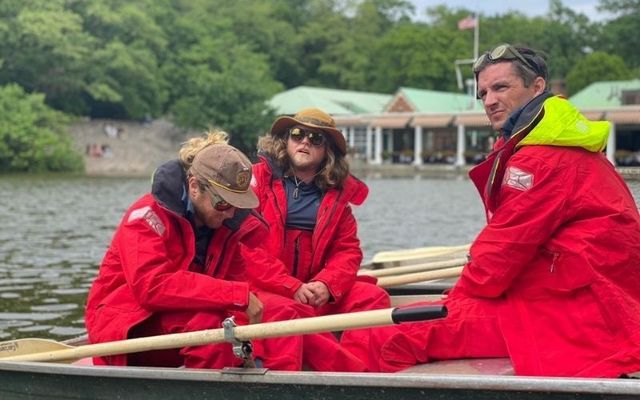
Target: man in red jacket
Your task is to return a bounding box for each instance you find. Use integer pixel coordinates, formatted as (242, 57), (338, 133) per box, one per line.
(350, 44), (640, 377)
(248, 108), (390, 371)
(85, 130), (304, 369)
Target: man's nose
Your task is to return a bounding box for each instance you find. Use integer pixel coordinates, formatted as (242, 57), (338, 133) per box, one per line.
(483, 91), (497, 107)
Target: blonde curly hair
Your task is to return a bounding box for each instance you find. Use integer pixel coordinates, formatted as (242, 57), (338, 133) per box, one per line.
(178, 129), (229, 170)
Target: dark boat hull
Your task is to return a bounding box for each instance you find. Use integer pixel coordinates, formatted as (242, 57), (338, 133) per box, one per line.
(1, 361), (640, 400)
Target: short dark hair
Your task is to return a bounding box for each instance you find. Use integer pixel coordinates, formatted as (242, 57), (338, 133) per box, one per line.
(474, 44), (548, 89)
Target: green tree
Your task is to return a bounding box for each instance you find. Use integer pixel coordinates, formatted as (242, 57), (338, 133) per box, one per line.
(162, 22), (282, 151)
(0, 84), (83, 172)
(597, 0), (640, 70)
(0, 1), (95, 114)
(72, 0), (169, 119)
(565, 51), (632, 95)
(368, 22), (465, 92)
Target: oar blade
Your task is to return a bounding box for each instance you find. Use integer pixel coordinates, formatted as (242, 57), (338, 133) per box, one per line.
(0, 338), (75, 362)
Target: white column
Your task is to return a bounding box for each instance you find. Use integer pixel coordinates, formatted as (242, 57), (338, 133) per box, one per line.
(413, 125), (423, 166)
(374, 126), (383, 165)
(348, 126), (356, 150)
(455, 124), (466, 166)
(365, 126), (373, 163)
(606, 122), (616, 165)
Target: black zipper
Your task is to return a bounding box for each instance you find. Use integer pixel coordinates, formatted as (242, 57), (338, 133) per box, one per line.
(292, 236), (300, 278)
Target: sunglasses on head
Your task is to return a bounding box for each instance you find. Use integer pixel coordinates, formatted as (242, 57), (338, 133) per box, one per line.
(206, 187), (233, 212)
(473, 44), (539, 75)
(288, 127), (326, 146)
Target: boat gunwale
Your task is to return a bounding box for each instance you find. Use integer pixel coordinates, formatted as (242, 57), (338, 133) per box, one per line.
(0, 360), (639, 395)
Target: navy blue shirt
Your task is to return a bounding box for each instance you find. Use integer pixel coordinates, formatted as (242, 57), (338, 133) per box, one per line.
(284, 176), (321, 231)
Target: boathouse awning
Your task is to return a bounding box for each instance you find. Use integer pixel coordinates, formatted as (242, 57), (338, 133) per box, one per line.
(454, 113), (490, 126)
(581, 110), (605, 120)
(370, 115), (413, 128)
(410, 115), (453, 128)
(606, 108), (640, 125)
(334, 116), (368, 126)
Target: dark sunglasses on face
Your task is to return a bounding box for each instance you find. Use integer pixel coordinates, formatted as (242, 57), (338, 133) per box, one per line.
(288, 127), (326, 146)
(473, 44), (539, 75)
(206, 188), (233, 212)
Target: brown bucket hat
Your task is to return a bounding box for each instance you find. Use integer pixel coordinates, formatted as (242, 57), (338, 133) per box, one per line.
(190, 144), (258, 209)
(270, 108), (347, 155)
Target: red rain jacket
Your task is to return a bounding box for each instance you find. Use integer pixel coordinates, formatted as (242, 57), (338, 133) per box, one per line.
(249, 155), (369, 301)
(459, 95), (640, 376)
(85, 161), (267, 366)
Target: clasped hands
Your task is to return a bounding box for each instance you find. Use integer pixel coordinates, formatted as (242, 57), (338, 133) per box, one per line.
(294, 281), (330, 307)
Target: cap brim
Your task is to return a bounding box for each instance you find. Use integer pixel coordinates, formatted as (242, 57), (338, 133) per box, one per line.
(270, 117), (347, 155)
(210, 185), (259, 209)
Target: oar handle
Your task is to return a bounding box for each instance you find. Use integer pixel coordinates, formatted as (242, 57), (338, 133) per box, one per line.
(2, 306), (449, 363)
(391, 305), (447, 323)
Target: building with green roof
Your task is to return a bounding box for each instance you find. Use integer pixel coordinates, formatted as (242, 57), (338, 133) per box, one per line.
(569, 79), (640, 109)
(267, 86), (391, 116)
(268, 82), (639, 167)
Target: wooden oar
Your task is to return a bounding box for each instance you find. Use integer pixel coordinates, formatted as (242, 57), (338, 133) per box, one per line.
(0, 305), (446, 364)
(377, 266), (464, 288)
(360, 257), (467, 278)
(371, 244), (470, 265)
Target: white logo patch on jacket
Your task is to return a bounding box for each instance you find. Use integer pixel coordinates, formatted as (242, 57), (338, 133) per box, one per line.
(503, 166), (534, 191)
(128, 206), (165, 236)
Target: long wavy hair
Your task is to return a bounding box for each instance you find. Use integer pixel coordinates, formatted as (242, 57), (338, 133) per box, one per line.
(179, 129), (229, 189)
(257, 132), (350, 191)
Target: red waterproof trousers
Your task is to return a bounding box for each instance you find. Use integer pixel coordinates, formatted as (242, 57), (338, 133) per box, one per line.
(127, 293), (309, 370)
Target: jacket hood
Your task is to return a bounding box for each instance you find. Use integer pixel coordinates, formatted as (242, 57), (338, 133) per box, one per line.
(151, 159), (187, 214)
(257, 153), (368, 206)
(511, 94), (609, 152)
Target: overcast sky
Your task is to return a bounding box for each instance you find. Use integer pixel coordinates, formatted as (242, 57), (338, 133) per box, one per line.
(409, 0), (610, 22)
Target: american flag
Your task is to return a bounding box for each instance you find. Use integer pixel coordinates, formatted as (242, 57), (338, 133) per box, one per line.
(458, 15), (477, 30)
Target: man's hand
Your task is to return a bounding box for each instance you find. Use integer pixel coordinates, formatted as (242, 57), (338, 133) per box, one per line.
(247, 292), (264, 324)
(294, 283), (315, 305)
(306, 281), (330, 307)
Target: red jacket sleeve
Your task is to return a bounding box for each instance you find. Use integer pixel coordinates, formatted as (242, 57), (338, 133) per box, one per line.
(118, 208), (249, 312)
(457, 150), (570, 298)
(312, 205), (363, 302)
(242, 244), (303, 297)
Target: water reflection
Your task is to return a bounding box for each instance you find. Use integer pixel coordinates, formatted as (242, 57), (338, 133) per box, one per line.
(0, 175), (148, 340)
(1, 174), (639, 341)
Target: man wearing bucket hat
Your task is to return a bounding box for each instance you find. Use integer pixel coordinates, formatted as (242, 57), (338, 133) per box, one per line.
(246, 108), (390, 371)
(85, 130), (308, 370)
(350, 44), (640, 378)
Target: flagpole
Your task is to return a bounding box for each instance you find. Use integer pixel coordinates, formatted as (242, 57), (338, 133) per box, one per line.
(473, 12), (479, 61)
(472, 13), (480, 110)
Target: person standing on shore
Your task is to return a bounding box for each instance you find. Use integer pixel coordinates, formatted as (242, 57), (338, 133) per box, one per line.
(85, 130), (307, 370)
(349, 44), (640, 377)
(247, 108), (390, 371)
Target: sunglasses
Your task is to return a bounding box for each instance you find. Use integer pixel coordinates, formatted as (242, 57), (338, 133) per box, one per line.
(288, 127), (326, 146)
(473, 44), (539, 75)
(206, 187), (233, 212)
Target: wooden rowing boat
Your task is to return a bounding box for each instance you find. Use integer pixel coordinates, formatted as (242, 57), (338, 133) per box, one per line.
(1, 243), (637, 399)
(1, 300), (639, 399)
(1, 353), (639, 399)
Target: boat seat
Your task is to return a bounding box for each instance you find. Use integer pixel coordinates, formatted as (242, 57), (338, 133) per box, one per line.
(401, 358), (515, 376)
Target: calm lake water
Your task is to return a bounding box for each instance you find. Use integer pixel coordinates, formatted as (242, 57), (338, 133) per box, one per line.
(1, 174), (639, 341)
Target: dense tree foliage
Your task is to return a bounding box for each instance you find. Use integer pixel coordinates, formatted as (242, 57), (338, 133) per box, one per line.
(0, 84), (83, 172)
(565, 52), (633, 95)
(0, 0), (637, 171)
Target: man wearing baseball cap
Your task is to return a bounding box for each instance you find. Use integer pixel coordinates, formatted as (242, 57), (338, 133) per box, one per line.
(85, 130), (306, 370)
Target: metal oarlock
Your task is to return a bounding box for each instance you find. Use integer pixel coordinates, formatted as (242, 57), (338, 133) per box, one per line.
(222, 316), (256, 368)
